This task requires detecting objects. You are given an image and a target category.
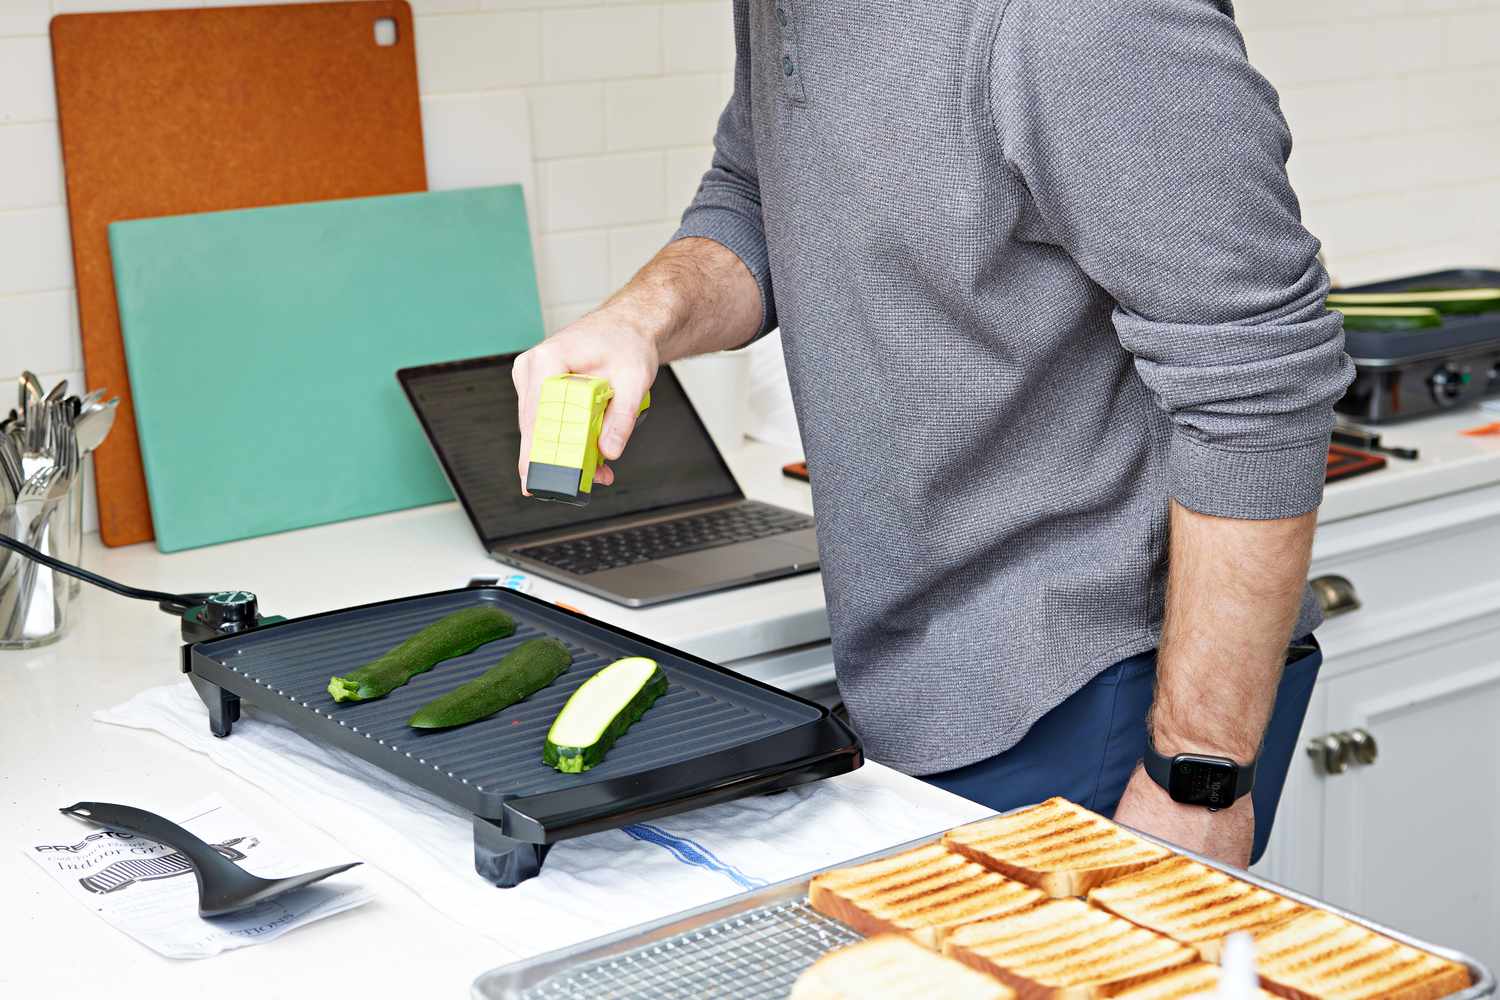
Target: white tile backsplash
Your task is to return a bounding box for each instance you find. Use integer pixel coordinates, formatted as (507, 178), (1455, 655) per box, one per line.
(604, 75), (727, 151)
(0, 206), (73, 297)
(537, 228), (611, 306)
(4, 0), (1500, 419)
(608, 221), (678, 288)
(542, 151), (666, 231)
(527, 83), (606, 159)
(0, 0), (50, 36)
(662, 2), (734, 74)
(0, 290), (78, 376)
(664, 146), (713, 218)
(0, 122), (63, 211)
(415, 12), (541, 92)
(540, 6), (661, 83)
(0, 37), (56, 124)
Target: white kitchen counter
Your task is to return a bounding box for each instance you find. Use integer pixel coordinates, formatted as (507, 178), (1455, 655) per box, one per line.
(4, 406), (1499, 999)
(0, 438), (892, 1000)
(1318, 406), (1500, 525)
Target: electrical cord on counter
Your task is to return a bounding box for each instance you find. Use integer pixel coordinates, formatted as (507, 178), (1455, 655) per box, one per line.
(0, 531), (215, 615)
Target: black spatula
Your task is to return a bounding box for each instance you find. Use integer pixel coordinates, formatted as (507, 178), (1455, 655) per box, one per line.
(61, 801), (360, 917)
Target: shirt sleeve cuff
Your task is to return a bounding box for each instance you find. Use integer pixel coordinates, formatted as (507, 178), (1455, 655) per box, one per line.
(674, 207), (778, 337)
(1169, 431), (1330, 521)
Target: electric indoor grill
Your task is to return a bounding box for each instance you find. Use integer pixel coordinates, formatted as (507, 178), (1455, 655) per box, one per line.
(2, 531), (861, 888)
(1336, 268), (1500, 423)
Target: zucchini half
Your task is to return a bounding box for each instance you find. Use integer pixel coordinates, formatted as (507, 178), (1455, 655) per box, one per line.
(1327, 288), (1500, 316)
(544, 656), (668, 773)
(1333, 305), (1442, 332)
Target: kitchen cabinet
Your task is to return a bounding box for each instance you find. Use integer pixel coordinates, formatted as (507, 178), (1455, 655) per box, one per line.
(1256, 475), (1500, 970)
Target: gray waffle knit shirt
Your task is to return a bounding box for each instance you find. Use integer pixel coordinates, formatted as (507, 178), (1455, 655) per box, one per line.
(674, 0), (1355, 775)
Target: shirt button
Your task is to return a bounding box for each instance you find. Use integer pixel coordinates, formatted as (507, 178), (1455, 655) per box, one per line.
(776, 7), (788, 27)
(782, 54), (795, 76)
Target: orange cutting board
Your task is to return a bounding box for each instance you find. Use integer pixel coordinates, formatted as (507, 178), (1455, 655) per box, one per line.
(51, 1), (428, 546)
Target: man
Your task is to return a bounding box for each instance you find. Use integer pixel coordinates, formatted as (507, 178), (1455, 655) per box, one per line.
(512, 0), (1353, 867)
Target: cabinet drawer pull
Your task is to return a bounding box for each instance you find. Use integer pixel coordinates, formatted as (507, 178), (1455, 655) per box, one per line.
(1345, 727), (1378, 766)
(1310, 575), (1361, 618)
(1307, 733), (1351, 775)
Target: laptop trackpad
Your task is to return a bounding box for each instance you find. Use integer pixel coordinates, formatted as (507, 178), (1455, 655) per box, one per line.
(654, 536), (814, 584)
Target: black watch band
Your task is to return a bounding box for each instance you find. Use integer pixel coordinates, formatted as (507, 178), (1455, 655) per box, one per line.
(1142, 735), (1256, 811)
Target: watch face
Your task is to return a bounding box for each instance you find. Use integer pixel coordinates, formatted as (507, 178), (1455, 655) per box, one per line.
(1168, 755), (1239, 809)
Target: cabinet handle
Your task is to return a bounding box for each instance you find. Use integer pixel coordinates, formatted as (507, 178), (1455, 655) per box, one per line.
(1307, 733), (1351, 775)
(1345, 727), (1378, 766)
(1310, 575), (1361, 618)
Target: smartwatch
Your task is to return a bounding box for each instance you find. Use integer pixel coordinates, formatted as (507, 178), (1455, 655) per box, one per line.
(1142, 734), (1256, 811)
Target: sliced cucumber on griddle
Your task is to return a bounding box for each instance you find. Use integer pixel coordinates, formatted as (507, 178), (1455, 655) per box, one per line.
(407, 638), (572, 730)
(544, 656), (668, 773)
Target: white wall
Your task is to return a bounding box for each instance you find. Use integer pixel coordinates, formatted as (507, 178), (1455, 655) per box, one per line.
(3, 0), (1500, 395)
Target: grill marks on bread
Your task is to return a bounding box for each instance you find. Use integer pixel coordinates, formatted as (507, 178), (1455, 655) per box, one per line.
(1109, 963), (1278, 1000)
(945, 798), (1170, 897)
(809, 843), (1045, 947)
(943, 898), (1196, 997)
(1088, 856), (1305, 959)
(1253, 911), (1471, 1000)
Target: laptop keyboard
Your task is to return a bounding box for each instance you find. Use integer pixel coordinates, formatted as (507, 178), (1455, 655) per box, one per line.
(515, 502), (813, 576)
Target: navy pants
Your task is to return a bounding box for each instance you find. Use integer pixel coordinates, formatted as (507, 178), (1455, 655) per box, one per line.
(922, 637), (1321, 864)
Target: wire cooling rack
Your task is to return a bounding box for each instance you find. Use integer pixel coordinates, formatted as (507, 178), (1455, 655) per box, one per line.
(513, 900), (860, 999)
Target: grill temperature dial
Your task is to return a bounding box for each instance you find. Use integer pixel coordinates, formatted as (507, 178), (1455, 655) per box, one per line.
(1429, 363), (1470, 407)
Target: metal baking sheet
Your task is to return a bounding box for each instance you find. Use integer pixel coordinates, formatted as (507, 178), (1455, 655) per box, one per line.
(473, 818), (1496, 1000)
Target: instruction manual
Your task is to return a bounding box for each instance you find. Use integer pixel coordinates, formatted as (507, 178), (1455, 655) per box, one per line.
(22, 795), (371, 959)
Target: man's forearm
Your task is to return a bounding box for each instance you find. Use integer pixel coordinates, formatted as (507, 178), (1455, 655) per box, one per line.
(602, 237), (764, 363)
(1150, 500), (1317, 761)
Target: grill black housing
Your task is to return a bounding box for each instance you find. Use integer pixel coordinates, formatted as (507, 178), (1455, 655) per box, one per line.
(185, 586), (861, 886)
(1336, 268), (1500, 423)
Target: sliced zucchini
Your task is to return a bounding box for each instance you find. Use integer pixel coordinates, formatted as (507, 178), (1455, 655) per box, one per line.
(544, 656), (668, 773)
(407, 638), (571, 730)
(1333, 305), (1443, 332)
(327, 606), (515, 703)
(1327, 288), (1500, 315)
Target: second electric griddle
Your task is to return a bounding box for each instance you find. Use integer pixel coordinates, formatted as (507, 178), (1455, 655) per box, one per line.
(180, 585), (861, 887)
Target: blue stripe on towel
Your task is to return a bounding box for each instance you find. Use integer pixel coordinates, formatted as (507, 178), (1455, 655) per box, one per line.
(622, 823), (768, 890)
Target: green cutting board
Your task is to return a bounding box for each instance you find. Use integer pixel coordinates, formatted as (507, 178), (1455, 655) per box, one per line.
(110, 186), (543, 552)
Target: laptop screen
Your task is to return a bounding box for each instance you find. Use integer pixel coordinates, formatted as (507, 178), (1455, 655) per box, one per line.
(398, 354), (742, 545)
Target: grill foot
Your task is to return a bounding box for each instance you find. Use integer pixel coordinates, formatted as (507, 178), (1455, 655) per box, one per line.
(189, 674), (241, 738)
(473, 817), (550, 887)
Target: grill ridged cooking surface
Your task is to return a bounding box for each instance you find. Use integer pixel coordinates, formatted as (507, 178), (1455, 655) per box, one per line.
(196, 589), (818, 807)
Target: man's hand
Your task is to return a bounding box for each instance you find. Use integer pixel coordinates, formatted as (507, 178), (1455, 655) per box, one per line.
(511, 237), (764, 494)
(1112, 764), (1254, 868)
(513, 309), (658, 493)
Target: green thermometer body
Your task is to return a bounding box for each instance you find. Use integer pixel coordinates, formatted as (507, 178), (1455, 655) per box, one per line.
(527, 373), (649, 505)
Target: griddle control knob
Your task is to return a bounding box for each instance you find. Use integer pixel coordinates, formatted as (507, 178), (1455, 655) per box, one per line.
(1429, 363), (1469, 407)
(203, 590), (259, 633)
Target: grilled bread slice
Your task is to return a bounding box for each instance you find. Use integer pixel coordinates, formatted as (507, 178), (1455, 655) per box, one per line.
(1110, 963), (1278, 1000)
(809, 842), (1045, 948)
(943, 897), (1197, 999)
(790, 934), (1017, 1000)
(944, 797), (1170, 897)
(1252, 910), (1471, 1000)
(1088, 856), (1305, 959)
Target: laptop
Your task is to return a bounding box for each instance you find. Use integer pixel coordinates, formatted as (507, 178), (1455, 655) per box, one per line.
(397, 352), (820, 607)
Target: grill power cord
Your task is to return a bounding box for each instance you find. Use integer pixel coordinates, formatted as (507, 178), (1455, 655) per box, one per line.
(0, 531), (215, 616)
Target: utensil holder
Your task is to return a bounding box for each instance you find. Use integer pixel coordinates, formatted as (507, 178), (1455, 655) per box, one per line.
(0, 476), (82, 649)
